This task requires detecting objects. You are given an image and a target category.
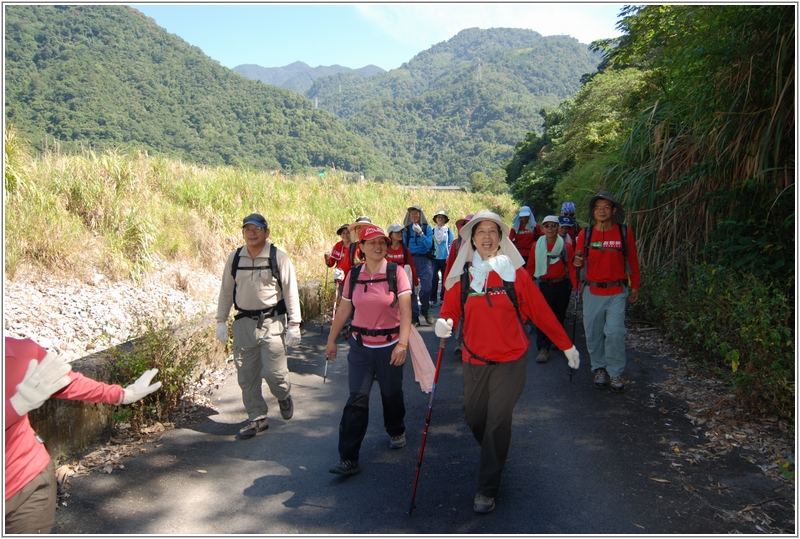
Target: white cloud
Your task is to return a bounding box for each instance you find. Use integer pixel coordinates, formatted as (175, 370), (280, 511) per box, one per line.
(356, 3), (624, 49)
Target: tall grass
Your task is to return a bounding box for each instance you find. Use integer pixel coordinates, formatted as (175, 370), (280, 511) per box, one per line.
(4, 130), (516, 286)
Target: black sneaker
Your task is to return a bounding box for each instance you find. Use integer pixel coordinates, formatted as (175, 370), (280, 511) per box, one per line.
(329, 459), (360, 476)
(474, 494), (496, 514)
(238, 417), (269, 438)
(535, 347), (549, 363)
(412, 316), (421, 327)
(278, 395), (294, 420)
(610, 376), (625, 393)
(593, 368), (609, 389)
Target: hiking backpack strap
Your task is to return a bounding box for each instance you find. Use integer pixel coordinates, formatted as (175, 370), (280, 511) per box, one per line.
(231, 244), (284, 313)
(349, 262), (399, 308)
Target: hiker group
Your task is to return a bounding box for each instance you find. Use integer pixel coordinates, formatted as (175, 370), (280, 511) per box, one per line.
(4, 192), (639, 533)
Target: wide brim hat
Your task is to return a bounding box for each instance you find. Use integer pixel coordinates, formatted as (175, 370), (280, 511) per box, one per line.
(359, 225), (390, 244)
(336, 224), (350, 235)
(589, 191), (625, 223)
(349, 216), (372, 236)
(455, 213), (474, 231)
(403, 205), (429, 227)
(444, 210), (524, 290)
(432, 209), (450, 223)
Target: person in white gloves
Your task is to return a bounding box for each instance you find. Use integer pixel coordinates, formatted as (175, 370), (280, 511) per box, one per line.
(435, 210), (580, 515)
(5, 337), (161, 534)
(216, 213), (302, 439)
(323, 223), (353, 297)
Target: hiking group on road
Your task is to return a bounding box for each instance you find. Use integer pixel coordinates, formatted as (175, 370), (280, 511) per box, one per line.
(5, 190), (640, 532)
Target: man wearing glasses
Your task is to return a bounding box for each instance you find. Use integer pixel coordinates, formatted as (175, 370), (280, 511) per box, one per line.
(216, 213), (302, 438)
(573, 192), (640, 393)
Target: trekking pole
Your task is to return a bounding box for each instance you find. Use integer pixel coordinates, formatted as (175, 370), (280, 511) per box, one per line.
(324, 284), (340, 384)
(321, 266), (330, 333)
(409, 337), (446, 516)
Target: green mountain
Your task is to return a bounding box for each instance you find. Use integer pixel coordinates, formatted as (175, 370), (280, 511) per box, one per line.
(234, 61), (384, 94)
(307, 28), (602, 185)
(4, 5), (384, 174)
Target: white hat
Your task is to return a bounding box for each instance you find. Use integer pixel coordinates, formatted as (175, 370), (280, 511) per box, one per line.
(386, 223), (404, 234)
(444, 210), (524, 290)
(542, 215), (559, 225)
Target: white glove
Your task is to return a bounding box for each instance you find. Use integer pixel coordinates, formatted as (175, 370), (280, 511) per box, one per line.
(412, 223), (423, 234)
(122, 369), (162, 405)
(434, 318), (454, 339)
(286, 325), (301, 347)
(564, 346), (580, 370)
(333, 268), (345, 281)
(10, 352), (73, 416)
(216, 322), (228, 345)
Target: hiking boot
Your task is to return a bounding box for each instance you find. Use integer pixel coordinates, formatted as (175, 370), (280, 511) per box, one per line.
(473, 494), (496, 514)
(610, 376), (625, 393)
(535, 347), (549, 363)
(412, 316), (421, 327)
(389, 432), (406, 449)
(278, 395), (294, 420)
(423, 311), (434, 325)
(329, 459), (360, 476)
(238, 417), (268, 438)
(593, 368), (609, 389)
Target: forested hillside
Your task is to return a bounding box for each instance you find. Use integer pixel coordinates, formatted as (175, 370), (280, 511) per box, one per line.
(234, 61), (384, 94)
(307, 28), (601, 185)
(504, 5), (794, 419)
(4, 5), (384, 174)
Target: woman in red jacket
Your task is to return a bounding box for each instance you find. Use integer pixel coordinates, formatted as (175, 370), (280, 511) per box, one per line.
(5, 337), (161, 534)
(436, 210), (579, 515)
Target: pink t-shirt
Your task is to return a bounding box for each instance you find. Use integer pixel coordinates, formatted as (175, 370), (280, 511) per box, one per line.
(342, 259), (411, 347)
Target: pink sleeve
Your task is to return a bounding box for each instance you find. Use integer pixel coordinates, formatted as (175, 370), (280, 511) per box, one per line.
(52, 371), (125, 405)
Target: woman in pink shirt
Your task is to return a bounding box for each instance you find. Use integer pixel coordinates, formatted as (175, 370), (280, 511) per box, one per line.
(324, 226), (412, 477)
(5, 337), (161, 534)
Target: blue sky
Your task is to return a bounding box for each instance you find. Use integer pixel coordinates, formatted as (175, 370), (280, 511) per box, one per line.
(130, 3), (625, 72)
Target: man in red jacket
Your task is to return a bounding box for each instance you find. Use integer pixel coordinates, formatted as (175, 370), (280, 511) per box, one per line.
(573, 191), (640, 393)
(5, 337), (161, 534)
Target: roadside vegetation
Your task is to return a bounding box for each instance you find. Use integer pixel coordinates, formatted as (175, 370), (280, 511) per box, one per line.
(504, 5), (794, 422)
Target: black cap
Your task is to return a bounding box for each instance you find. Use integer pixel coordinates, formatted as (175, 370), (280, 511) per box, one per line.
(242, 213), (268, 229)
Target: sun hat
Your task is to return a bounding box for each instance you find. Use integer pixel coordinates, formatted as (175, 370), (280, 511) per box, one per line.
(588, 191), (625, 223)
(542, 215), (559, 226)
(349, 216), (372, 235)
(432, 209), (450, 223)
(386, 223), (404, 235)
(242, 213), (268, 229)
(403, 206), (429, 227)
(512, 206), (536, 231)
(445, 210), (525, 290)
(336, 224), (350, 235)
(455, 213), (475, 231)
(359, 225), (390, 244)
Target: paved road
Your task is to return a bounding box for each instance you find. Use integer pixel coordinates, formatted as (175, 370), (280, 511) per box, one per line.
(53, 303), (793, 534)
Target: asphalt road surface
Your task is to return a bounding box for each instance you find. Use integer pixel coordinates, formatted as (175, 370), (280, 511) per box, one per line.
(53, 302), (793, 534)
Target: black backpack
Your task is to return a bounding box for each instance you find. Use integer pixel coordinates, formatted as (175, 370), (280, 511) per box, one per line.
(349, 262), (399, 308)
(405, 223), (436, 259)
(458, 261), (528, 363)
(230, 243), (285, 314)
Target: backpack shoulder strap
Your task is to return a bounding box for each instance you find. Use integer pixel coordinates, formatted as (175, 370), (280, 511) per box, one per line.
(270, 244), (282, 291)
(349, 264), (363, 298)
(387, 262), (398, 308)
(502, 279), (528, 328)
(231, 246), (244, 279)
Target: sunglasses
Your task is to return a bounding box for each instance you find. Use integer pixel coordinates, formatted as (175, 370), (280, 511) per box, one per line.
(543, 223), (558, 229)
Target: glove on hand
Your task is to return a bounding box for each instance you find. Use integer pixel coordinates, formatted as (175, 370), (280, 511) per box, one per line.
(412, 223), (423, 234)
(286, 325), (301, 347)
(10, 352), (73, 416)
(122, 369), (162, 405)
(216, 323), (228, 345)
(434, 318), (454, 339)
(333, 268), (345, 281)
(564, 346), (580, 370)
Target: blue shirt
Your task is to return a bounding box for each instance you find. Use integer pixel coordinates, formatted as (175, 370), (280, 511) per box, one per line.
(403, 223), (434, 255)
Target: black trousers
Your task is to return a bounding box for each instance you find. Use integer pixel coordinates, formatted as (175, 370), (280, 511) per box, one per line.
(536, 279), (572, 350)
(338, 336), (406, 462)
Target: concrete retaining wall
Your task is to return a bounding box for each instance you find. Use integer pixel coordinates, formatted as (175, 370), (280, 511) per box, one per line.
(28, 281), (326, 461)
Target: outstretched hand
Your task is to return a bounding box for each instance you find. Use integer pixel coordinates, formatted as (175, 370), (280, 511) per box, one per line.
(122, 369), (162, 405)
